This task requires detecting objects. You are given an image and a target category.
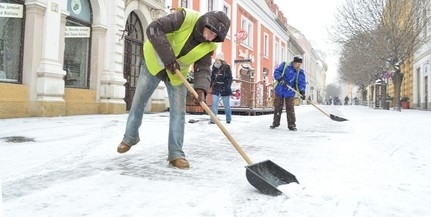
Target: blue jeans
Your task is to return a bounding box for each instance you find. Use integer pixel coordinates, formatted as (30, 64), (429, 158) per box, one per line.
(210, 94), (232, 123)
(122, 62), (187, 161)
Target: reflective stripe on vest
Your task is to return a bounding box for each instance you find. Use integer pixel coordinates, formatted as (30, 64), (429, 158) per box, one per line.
(274, 61), (289, 88)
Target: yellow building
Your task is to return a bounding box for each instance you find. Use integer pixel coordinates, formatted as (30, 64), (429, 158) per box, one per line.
(386, 55), (413, 107)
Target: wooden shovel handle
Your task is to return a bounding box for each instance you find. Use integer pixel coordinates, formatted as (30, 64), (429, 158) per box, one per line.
(176, 69), (253, 165)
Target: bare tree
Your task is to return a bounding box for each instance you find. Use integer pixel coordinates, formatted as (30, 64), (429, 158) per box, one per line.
(338, 32), (390, 108)
(338, 33), (384, 88)
(331, 0), (431, 110)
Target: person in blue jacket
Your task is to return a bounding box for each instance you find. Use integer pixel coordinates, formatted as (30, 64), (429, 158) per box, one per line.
(270, 56), (307, 131)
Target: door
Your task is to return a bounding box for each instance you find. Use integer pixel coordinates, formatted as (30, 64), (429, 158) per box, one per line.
(123, 11), (143, 111)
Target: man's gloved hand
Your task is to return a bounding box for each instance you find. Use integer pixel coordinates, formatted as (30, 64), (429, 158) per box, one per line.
(193, 89), (206, 105)
(165, 60), (180, 74)
(300, 91), (306, 100)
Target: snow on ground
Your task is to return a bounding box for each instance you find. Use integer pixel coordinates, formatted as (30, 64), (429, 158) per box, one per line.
(1, 105), (430, 217)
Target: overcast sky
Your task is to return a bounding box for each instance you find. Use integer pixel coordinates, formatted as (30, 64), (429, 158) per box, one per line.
(273, 0), (345, 83)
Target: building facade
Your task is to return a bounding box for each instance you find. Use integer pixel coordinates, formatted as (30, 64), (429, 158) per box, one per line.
(0, 0), (170, 118)
(0, 0), (327, 118)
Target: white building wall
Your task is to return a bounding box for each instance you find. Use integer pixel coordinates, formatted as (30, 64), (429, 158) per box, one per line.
(99, 0), (126, 105)
(413, 38), (431, 110)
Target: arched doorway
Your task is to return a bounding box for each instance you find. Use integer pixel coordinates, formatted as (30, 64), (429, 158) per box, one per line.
(123, 11), (143, 111)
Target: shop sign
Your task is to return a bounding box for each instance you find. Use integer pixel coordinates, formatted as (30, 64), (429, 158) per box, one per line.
(237, 29), (248, 40)
(65, 26), (91, 38)
(0, 3), (23, 18)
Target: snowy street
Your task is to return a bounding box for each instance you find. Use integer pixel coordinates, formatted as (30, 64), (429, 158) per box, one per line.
(1, 105), (430, 217)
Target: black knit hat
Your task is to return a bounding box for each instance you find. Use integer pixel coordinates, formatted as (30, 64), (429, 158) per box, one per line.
(293, 56), (303, 63)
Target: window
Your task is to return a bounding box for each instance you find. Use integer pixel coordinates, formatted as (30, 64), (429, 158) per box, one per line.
(0, 0), (24, 83)
(181, 0), (189, 8)
(274, 42), (279, 64)
(241, 17), (253, 48)
(207, 0), (214, 12)
(281, 47), (285, 62)
(64, 0), (92, 88)
(223, 4), (229, 14)
(223, 4), (231, 37)
(263, 34), (269, 57)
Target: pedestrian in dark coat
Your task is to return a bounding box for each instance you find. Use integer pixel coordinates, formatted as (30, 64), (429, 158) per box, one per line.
(209, 53), (232, 124)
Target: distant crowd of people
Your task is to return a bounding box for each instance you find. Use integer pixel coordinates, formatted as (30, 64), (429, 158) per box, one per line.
(326, 96), (353, 105)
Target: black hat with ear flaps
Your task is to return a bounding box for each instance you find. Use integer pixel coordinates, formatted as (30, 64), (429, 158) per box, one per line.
(197, 11), (231, 42)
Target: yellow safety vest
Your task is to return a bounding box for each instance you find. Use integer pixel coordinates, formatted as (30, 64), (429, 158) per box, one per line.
(143, 8), (218, 86)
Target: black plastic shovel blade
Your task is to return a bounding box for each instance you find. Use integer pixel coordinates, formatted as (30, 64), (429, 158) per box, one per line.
(330, 114), (348, 122)
(245, 160), (299, 196)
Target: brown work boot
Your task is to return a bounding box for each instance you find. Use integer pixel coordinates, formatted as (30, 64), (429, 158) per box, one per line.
(169, 158), (190, 169)
(117, 141), (131, 153)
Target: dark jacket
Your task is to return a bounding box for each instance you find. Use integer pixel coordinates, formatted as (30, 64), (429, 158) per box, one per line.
(146, 9), (230, 92)
(273, 61), (306, 98)
(210, 63), (232, 96)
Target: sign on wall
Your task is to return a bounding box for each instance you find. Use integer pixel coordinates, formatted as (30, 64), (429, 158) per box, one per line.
(0, 3), (23, 18)
(65, 26), (91, 38)
(236, 29), (248, 41)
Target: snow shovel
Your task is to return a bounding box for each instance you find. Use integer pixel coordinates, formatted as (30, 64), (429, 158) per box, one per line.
(284, 84), (348, 122)
(176, 70), (299, 196)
